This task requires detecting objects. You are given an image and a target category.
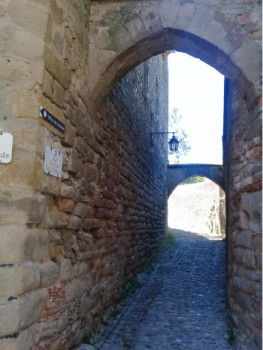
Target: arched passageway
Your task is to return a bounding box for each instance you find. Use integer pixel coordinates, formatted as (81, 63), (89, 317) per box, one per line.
(0, 1), (261, 349)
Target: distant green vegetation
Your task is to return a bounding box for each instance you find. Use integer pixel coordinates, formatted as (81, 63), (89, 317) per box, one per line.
(182, 176), (205, 185)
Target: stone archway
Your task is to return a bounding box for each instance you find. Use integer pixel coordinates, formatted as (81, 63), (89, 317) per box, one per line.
(0, 1), (261, 349)
(88, 1), (261, 109)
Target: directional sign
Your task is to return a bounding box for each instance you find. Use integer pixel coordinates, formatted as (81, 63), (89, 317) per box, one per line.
(40, 106), (66, 134)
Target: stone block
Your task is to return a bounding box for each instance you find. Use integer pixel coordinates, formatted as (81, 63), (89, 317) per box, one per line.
(159, 1), (181, 29)
(5, 118), (44, 154)
(0, 226), (49, 264)
(0, 157), (43, 189)
(63, 121), (76, 147)
(0, 56), (30, 82)
(252, 234), (262, 252)
(237, 266), (261, 282)
(242, 191), (262, 233)
(68, 215), (82, 230)
(39, 261), (59, 288)
(60, 184), (76, 199)
(83, 219), (102, 230)
(0, 289), (48, 336)
(174, 3), (196, 31)
(231, 40), (261, 84)
(240, 278), (255, 295)
(0, 263), (40, 298)
(236, 231), (253, 249)
(8, 0), (49, 37)
(41, 174), (62, 197)
(43, 70), (53, 100)
(42, 207), (68, 229)
(10, 30), (45, 59)
(5, 89), (39, 119)
(0, 186), (45, 225)
(74, 202), (90, 218)
(58, 258), (72, 283)
(53, 79), (66, 108)
(243, 249), (256, 269)
(236, 211), (249, 230)
(55, 198), (75, 213)
(203, 18), (228, 46)
(44, 46), (71, 89)
(188, 7), (214, 37)
(235, 291), (253, 311)
(64, 149), (82, 174)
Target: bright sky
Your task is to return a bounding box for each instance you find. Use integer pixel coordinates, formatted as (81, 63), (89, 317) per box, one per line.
(168, 52), (224, 164)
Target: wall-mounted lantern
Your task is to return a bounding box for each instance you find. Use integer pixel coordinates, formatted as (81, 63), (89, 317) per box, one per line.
(150, 131), (179, 152)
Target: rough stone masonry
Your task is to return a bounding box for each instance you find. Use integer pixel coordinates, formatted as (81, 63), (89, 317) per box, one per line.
(0, 1), (262, 349)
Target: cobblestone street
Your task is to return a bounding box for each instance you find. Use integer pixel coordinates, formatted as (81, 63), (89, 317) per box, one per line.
(76, 229), (233, 350)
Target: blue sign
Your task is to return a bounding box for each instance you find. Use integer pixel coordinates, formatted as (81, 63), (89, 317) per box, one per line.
(40, 107), (65, 134)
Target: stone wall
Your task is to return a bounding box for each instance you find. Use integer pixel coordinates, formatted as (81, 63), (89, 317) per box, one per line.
(0, 0), (168, 345)
(0, 0), (262, 349)
(227, 82), (262, 350)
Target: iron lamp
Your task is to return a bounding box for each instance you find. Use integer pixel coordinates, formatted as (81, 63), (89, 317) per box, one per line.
(150, 131), (179, 152)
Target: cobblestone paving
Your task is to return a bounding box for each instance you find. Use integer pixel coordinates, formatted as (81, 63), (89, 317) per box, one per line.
(77, 230), (233, 350)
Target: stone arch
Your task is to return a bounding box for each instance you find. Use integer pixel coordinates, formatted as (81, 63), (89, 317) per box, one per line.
(167, 164), (225, 197)
(88, 0), (261, 110)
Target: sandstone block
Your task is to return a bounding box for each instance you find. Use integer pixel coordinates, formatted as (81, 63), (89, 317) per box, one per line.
(5, 89), (39, 119)
(55, 198), (75, 213)
(42, 207), (68, 229)
(44, 46), (71, 89)
(10, 30), (45, 59)
(0, 289), (48, 336)
(41, 173), (62, 197)
(63, 121), (76, 147)
(60, 183), (76, 199)
(83, 219), (102, 230)
(53, 31), (64, 55)
(74, 202), (91, 218)
(0, 186), (45, 225)
(43, 70), (53, 100)
(0, 226), (49, 264)
(64, 149), (82, 174)
(53, 79), (66, 108)
(0, 263), (40, 298)
(8, 0), (49, 37)
(39, 261), (59, 288)
(5, 118), (44, 154)
(0, 56), (30, 82)
(0, 157), (42, 189)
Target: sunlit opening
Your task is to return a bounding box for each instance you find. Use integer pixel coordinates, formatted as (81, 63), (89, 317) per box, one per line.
(168, 52), (224, 165)
(168, 177), (226, 235)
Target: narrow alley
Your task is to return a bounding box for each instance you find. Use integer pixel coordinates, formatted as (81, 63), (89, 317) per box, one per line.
(76, 229), (232, 350)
